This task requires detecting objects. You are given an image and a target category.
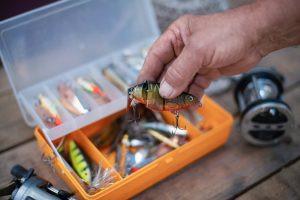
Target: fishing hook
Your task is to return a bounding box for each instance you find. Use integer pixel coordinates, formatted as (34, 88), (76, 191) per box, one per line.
(172, 111), (186, 135)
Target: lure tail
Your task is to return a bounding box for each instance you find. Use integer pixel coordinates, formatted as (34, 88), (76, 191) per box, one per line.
(54, 116), (62, 125)
(93, 85), (106, 97)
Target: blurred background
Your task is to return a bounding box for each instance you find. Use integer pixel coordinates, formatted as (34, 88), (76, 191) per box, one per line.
(0, 0), (252, 30)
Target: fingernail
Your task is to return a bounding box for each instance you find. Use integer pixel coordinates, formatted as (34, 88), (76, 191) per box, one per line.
(160, 81), (173, 97)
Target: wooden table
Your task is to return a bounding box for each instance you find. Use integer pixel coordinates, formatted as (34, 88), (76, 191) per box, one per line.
(1, 0), (300, 197)
(0, 46), (299, 200)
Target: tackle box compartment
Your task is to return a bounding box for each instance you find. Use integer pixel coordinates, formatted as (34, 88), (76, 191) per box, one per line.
(0, 0), (234, 199)
(35, 95), (233, 200)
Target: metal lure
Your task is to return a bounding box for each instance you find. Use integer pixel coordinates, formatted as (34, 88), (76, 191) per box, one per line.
(134, 148), (149, 165)
(127, 80), (200, 112)
(126, 139), (146, 147)
(130, 156), (156, 173)
(69, 140), (92, 184)
(58, 82), (90, 116)
(140, 122), (188, 137)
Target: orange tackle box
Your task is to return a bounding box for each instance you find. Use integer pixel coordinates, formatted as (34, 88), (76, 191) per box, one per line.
(0, 0), (233, 199)
(35, 95), (233, 200)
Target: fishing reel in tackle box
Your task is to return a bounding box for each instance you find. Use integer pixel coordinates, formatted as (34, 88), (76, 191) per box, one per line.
(0, 165), (75, 200)
(234, 67), (295, 146)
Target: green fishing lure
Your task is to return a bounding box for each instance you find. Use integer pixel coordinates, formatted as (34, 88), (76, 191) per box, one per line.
(69, 140), (92, 184)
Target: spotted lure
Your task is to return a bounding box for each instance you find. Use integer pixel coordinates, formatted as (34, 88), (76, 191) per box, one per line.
(69, 140), (92, 184)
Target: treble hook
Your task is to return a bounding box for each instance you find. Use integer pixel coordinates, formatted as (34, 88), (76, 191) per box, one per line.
(132, 103), (141, 123)
(128, 99), (140, 123)
(172, 111), (186, 135)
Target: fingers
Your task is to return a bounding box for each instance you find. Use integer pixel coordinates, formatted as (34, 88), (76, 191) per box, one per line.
(159, 46), (200, 98)
(188, 83), (204, 99)
(137, 28), (185, 84)
(188, 70), (220, 97)
(186, 76), (211, 110)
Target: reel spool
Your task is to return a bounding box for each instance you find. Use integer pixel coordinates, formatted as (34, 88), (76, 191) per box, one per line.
(234, 68), (295, 146)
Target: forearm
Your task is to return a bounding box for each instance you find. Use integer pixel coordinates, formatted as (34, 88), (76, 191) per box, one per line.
(249, 0), (300, 55)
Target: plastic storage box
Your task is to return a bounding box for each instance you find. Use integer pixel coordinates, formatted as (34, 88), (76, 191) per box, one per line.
(0, 0), (159, 140)
(0, 0), (234, 199)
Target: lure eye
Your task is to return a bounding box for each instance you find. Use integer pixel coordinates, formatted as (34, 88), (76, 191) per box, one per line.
(128, 88), (134, 96)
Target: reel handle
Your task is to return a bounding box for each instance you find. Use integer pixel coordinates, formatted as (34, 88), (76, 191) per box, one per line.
(11, 165), (34, 181)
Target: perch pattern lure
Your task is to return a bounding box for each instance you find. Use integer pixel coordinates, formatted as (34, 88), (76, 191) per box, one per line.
(127, 81), (200, 131)
(127, 81), (199, 111)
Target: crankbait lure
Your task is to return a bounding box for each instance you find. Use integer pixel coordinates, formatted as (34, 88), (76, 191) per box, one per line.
(140, 122), (188, 137)
(76, 77), (107, 97)
(37, 94), (62, 126)
(128, 80), (200, 130)
(35, 104), (59, 128)
(128, 80), (199, 111)
(69, 140), (92, 184)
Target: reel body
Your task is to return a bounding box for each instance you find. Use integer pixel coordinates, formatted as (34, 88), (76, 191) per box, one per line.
(0, 165), (75, 200)
(234, 68), (295, 146)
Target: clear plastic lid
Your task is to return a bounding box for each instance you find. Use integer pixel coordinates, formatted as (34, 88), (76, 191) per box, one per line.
(0, 0), (159, 140)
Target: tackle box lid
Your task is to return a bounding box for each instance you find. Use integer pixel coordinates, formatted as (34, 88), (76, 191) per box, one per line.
(0, 0), (159, 140)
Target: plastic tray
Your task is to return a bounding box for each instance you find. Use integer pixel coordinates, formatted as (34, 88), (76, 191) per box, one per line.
(35, 95), (233, 200)
(0, 0), (159, 140)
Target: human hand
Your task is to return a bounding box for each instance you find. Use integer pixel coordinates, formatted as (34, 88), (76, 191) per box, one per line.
(137, 0), (300, 100)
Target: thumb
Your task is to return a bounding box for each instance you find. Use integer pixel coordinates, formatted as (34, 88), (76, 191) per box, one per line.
(159, 47), (199, 98)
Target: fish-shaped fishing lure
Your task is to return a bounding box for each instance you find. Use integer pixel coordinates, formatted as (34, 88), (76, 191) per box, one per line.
(37, 94), (62, 126)
(35, 104), (59, 128)
(69, 140), (92, 184)
(127, 81), (200, 111)
(58, 82), (90, 116)
(140, 122), (188, 137)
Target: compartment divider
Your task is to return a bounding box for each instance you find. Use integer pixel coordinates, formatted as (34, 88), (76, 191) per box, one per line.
(65, 74), (100, 110)
(19, 93), (47, 130)
(43, 83), (74, 121)
(77, 130), (123, 180)
(89, 66), (124, 100)
(114, 60), (137, 83)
